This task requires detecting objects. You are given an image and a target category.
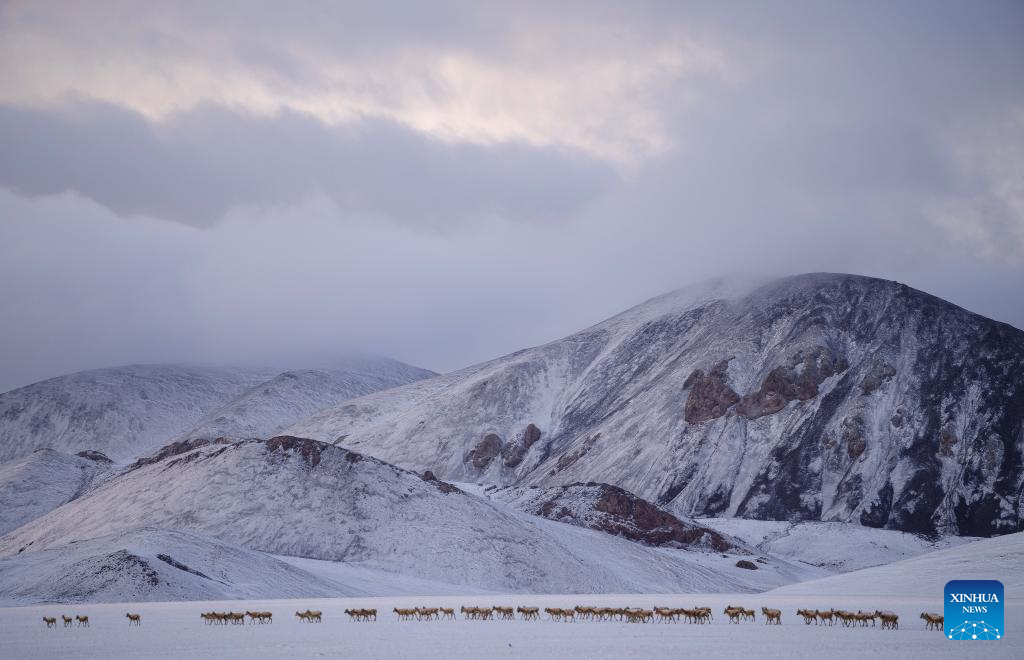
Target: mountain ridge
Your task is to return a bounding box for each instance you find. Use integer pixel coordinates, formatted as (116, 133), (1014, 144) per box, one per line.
(285, 273), (1024, 537)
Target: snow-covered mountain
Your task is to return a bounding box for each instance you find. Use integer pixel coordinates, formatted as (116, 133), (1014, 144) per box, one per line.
(286, 273), (1024, 537)
(0, 436), (818, 595)
(0, 359), (434, 463)
(0, 448), (114, 536)
(0, 528), (346, 604)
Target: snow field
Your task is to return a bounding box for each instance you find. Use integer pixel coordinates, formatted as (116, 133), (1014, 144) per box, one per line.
(2, 593), (1019, 660)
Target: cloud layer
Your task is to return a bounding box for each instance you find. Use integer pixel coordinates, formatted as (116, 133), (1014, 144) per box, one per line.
(0, 1), (1022, 391)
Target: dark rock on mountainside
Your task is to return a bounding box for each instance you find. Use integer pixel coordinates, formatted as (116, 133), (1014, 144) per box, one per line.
(75, 450), (112, 463)
(735, 346), (848, 419)
(465, 433), (503, 471)
(683, 360), (739, 423)
(520, 482), (732, 551)
(501, 423), (542, 467)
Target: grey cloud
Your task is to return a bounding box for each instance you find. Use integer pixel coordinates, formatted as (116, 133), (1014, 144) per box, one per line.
(0, 101), (616, 227)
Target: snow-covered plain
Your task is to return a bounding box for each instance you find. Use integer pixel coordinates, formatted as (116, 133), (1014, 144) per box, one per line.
(1, 592), (1018, 660)
(2, 534), (1019, 658)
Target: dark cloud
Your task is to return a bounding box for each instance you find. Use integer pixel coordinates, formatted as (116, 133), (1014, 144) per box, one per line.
(0, 101), (615, 227)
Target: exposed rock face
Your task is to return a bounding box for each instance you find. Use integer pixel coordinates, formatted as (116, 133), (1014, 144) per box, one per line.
(515, 482), (732, 551)
(735, 559), (758, 570)
(842, 415), (867, 460)
(264, 435), (324, 468)
(421, 470), (464, 494)
(75, 450), (112, 463)
(465, 433), (502, 471)
(736, 347), (848, 419)
(683, 360), (739, 423)
(129, 437), (230, 470)
(860, 359), (896, 395)
(501, 423), (542, 467)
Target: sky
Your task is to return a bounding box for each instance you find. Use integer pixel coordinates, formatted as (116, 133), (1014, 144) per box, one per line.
(0, 1), (1022, 392)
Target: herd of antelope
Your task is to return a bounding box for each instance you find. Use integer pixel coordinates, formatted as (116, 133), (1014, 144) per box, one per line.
(39, 605), (946, 633)
(793, 608), (912, 630)
(41, 614), (93, 628)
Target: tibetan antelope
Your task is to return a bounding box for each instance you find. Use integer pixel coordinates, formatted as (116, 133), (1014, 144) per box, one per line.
(492, 606), (515, 620)
(797, 609), (817, 625)
(517, 606), (539, 621)
(761, 607), (781, 625)
(920, 612), (943, 631)
(876, 611), (898, 630)
(75, 615), (90, 627)
(43, 617), (56, 628)
(126, 612), (141, 626)
(61, 615), (73, 628)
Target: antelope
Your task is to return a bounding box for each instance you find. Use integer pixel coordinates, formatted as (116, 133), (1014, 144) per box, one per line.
(493, 606), (515, 621)
(75, 615), (90, 627)
(797, 608), (818, 625)
(126, 612), (141, 626)
(761, 607), (781, 625)
(62, 615), (73, 628)
(654, 607), (678, 623)
(393, 608), (416, 621)
(517, 606), (539, 621)
(245, 611), (271, 624)
(43, 617), (56, 628)
(856, 611), (877, 627)
(835, 610), (855, 627)
(920, 612), (943, 631)
(724, 606), (744, 624)
(228, 612), (246, 625)
(816, 609), (835, 626)
(876, 611), (898, 630)
(295, 610), (312, 622)
(417, 607), (440, 621)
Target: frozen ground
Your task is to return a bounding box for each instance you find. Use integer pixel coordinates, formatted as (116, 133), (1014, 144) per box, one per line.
(1, 592), (1019, 660)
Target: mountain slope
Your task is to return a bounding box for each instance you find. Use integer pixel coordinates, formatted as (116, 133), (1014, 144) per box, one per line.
(0, 528), (346, 604)
(171, 360), (436, 443)
(286, 273), (1024, 536)
(0, 436), (818, 594)
(770, 530), (1024, 597)
(0, 449), (114, 536)
(0, 359), (434, 463)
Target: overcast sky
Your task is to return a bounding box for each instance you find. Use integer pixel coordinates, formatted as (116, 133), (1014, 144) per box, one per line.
(1, 1), (1022, 392)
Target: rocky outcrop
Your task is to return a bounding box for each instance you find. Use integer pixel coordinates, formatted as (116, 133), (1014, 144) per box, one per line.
(842, 415), (867, 460)
(421, 470), (463, 495)
(264, 435), (325, 468)
(128, 437), (231, 471)
(860, 359), (896, 395)
(735, 559), (758, 570)
(736, 347), (848, 419)
(501, 423), (542, 468)
(521, 482), (732, 551)
(465, 433), (502, 471)
(75, 450), (112, 463)
(683, 360), (739, 423)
